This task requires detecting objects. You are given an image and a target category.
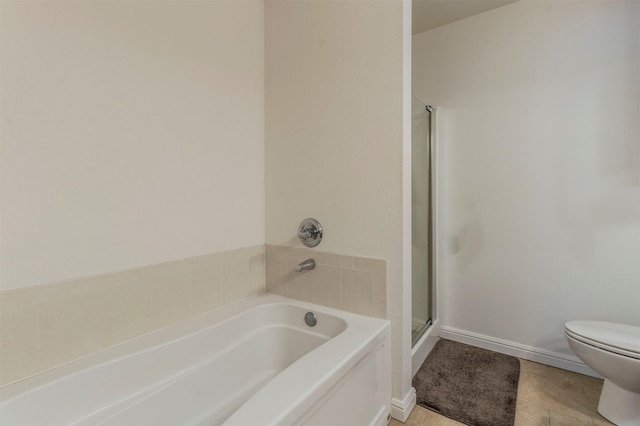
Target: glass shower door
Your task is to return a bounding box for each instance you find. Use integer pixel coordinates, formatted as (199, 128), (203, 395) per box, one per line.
(411, 95), (433, 347)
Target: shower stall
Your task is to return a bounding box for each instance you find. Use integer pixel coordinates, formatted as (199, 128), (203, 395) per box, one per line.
(411, 95), (438, 375)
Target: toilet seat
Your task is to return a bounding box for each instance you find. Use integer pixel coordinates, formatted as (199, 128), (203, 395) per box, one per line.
(565, 321), (640, 360)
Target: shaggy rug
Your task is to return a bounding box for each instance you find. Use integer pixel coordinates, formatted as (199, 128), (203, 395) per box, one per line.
(413, 339), (520, 426)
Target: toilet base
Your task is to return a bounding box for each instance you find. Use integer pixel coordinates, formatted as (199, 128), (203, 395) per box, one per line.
(598, 379), (640, 426)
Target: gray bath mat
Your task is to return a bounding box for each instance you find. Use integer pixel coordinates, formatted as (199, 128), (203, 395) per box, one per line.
(413, 339), (520, 426)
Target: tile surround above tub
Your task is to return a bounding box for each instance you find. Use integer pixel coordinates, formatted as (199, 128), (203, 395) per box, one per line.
(0, 245), (265, 387)
(265, 245), (387, 319)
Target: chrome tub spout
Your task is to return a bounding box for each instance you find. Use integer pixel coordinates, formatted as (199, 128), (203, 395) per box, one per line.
(295, 258), (316, 272)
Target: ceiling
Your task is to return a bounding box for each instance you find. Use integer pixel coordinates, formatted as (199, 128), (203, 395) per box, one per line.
(413, 0), (518, 35)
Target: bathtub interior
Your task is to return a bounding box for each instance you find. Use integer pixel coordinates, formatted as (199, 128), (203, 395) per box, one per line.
(0, 302), (350, 426)
(84, 326), (331, 426)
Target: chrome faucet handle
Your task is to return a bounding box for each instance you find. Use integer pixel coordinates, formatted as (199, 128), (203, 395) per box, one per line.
(297, 228), (313, 239)
(297, 218), (323, 247)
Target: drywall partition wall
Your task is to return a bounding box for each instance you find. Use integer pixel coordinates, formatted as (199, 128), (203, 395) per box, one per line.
(1, 0), (265, 290)
(413, 1), (640, 370)
(264, 0), (408, 408)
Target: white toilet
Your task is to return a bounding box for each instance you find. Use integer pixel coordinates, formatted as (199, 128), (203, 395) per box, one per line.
(564, 320), (640, 426)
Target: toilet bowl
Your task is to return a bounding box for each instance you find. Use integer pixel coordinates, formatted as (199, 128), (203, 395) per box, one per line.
(564, 321), (640, 426)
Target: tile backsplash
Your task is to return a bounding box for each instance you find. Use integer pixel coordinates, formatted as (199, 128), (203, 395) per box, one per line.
(0, 245), (264, 386)
(265, 245), (387, 319)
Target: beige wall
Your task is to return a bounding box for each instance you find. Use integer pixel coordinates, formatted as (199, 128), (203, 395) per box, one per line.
(265, 0), (407, 401)
(0, 0), (266, 388)
(413, 1), (640, 363)
(1, 0), (265, 290)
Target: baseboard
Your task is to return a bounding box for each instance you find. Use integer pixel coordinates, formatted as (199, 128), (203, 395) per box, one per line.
(440, 326), (601, 378)
(390, 387), (416, 422)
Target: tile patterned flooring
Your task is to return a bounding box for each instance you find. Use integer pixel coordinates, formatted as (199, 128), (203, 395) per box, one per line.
(392, 359), (614, 426)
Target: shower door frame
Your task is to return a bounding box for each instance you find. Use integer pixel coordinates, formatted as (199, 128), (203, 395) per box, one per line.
(410, 103), (440, 378)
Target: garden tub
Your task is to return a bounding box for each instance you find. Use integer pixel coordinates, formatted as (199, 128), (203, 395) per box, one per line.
(0, 294), (391, 425)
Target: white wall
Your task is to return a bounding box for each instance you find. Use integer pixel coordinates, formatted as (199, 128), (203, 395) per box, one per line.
(265, 0), (409, 402)
(0, 0), (265, 290)
(413, 0), (640, 363)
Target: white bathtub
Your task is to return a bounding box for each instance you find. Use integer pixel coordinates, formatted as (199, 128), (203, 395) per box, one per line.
(0, 294), (391, 426)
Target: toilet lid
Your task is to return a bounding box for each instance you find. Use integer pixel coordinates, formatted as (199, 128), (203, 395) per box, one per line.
(565, 321), (640, 358)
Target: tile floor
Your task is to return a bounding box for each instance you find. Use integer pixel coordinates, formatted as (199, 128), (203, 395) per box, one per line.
(392, 359), (614, 426)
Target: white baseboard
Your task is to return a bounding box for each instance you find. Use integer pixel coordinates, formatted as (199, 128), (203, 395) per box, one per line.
(390, 387), (416, 422)
(440, 326), (601, 378)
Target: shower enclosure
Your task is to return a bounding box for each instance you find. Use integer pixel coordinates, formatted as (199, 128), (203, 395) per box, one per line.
(411, 95), (434, 348)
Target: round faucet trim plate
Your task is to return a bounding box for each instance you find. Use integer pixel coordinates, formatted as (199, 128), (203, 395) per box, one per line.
(298, 218), (323, 247)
